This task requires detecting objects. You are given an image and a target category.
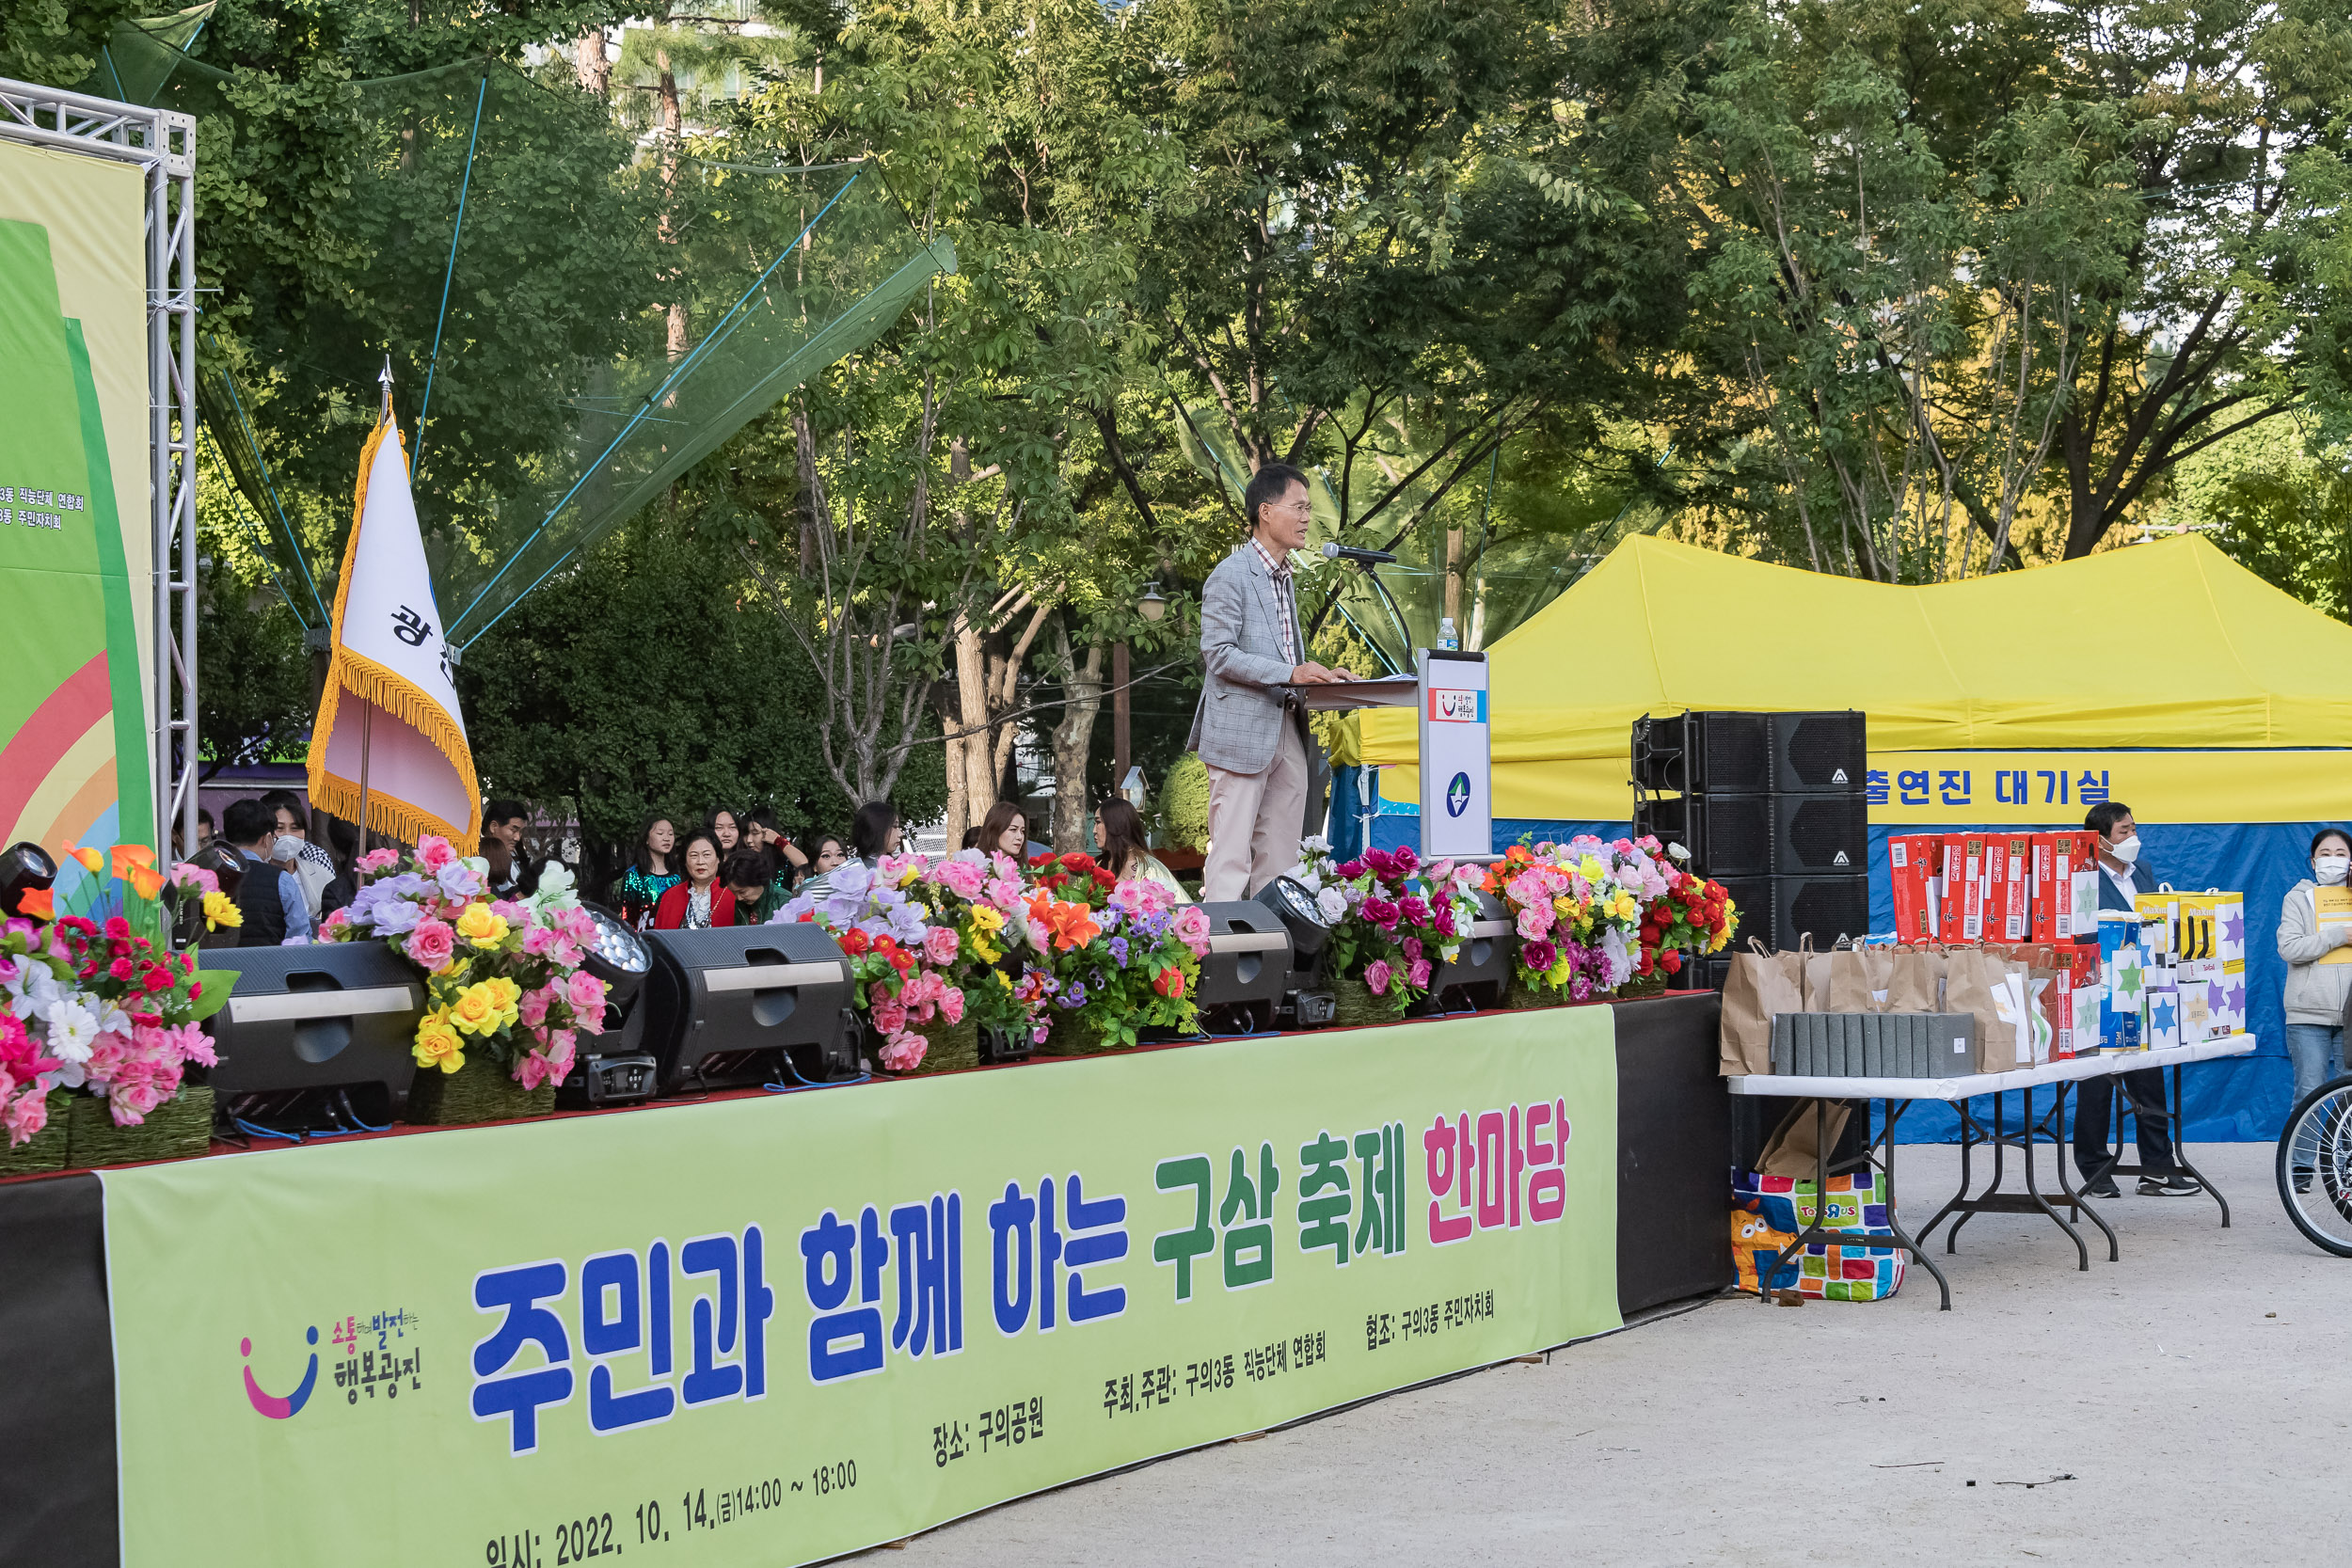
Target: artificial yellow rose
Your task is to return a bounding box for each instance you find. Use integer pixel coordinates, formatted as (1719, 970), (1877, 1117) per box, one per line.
(484, 975), (523, 1027)
(1546, 956), (1574, 986)
(413, 1011), (466, 1073)
(968, 904), (1005, 932)
(455, 901), (510, 948)
(201, 890), (243, 930)
(1551, 895), (1574, 919)
(448, 981), (505, 1037)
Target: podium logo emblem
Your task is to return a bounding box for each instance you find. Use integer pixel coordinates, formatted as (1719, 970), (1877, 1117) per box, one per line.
(1427, 688), (1486, 723)
(1445, 772), (1471, 817)
(242, 1326), (321, 1419)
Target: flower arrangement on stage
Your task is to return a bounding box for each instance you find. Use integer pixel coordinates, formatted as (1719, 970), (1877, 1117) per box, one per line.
(0, 842), (234, 1146)
(775, 857), (965, 1073)
(1486, 835), (1737, 1000)
(1020, 854), (1209, 1050)
(1486, 839), (1641, 1002)
(913, 851), (1043, 1046)
(1628, 836), (1737, 986)
(1290, 837), (1476, 1015)
(321, 836), (607, 1090)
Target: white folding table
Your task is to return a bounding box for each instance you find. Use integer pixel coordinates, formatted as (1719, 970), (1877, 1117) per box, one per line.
(1728, 1033), (2256, 1309)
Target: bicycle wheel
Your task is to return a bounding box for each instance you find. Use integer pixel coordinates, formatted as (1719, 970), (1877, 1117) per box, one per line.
(2277, 1074), (2352, 1258)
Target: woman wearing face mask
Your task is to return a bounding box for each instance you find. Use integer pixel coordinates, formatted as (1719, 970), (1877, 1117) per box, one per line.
(2278, 829), (2352, 1182)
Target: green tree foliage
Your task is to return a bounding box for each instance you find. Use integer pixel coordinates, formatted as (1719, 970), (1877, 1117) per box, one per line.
(456, 516), (943, 892)
(2169, 420), (2352, 620)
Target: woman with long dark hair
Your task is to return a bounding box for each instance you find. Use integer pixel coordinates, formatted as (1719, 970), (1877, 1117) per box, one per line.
(707, 805), (743, 858)
(975, 800), (1030, 863)
(849, 800), (900, 866)
(613, 816), (682, 929)
(654, 831), (733, 929)
(1096, 797), (1187, 902)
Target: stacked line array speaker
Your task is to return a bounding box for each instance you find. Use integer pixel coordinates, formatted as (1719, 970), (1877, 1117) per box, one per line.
(1632, 710), (1868, 957)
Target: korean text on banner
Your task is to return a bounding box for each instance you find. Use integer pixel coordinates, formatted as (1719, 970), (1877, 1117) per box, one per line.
(100, 1011), (1619, 1568)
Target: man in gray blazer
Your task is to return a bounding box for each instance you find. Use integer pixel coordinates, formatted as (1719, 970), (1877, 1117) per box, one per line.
(1187, 463), (1355, 900)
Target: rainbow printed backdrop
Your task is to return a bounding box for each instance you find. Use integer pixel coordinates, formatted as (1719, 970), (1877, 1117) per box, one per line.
(0, 140), (154, 883)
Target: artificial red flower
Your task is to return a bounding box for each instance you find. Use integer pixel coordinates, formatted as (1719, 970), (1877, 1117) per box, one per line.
(1661, 949), (1684, 974)
(1153, 967), (1185, 999)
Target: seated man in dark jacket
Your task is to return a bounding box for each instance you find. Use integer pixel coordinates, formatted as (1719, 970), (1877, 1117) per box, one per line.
(220, 797), (311, 946)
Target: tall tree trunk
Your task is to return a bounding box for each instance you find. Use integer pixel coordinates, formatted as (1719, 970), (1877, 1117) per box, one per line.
(657, 51), (689, 360)
(1050, 625), (1104, 851)
(574, 27), (610, 94)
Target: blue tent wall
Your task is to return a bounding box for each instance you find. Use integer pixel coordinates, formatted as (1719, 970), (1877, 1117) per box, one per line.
(1370, 809), (2314, 1141)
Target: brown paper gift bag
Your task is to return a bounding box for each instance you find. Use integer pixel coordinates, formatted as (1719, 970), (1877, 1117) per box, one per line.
(1756, 1098), (1852, 1180)
(1942, 947), (2018, 1073)
(1799, 935), (1833, 1011)
(1887, 945), (1945, 1013)
(1825, 945), (1880, 1013)
(1721, 938), (1802, 1076)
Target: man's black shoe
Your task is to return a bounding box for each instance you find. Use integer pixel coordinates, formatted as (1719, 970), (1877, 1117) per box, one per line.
(2081, 1174), (2121, 1198)
(2138, 1175), (2201, 1197)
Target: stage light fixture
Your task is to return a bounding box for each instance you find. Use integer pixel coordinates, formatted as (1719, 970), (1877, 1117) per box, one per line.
(0, 842), (56, 918)
(1253, 876), (1338, 1028)
(558, 903), (660, 1107)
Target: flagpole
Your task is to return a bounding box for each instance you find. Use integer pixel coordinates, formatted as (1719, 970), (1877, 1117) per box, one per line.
(351, 356), (392, 856)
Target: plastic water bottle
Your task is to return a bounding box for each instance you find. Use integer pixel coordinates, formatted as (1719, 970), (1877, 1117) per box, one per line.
(1437, 616), (1459, 651)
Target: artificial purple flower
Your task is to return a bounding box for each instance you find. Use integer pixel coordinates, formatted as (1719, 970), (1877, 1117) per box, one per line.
(1108, 936), (1130, 966)
(1396, 895), (1429, 927)
(1361, 896), (1400, 930)
(1522, 938), (1558, 974)
(1364, 958), (1393, 995)
(1391, 846), (1420, 877)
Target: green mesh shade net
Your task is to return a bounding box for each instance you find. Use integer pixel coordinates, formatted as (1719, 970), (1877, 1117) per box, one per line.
(91, 12), (948, 647)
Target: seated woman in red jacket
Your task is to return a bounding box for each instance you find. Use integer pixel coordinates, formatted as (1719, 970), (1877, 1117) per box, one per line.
(653, 831), (734, 930)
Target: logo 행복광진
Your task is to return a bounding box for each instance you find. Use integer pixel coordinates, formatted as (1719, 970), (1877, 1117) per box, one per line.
(1445, 771), (1471, 817)
(242, 1326), (321, 1418)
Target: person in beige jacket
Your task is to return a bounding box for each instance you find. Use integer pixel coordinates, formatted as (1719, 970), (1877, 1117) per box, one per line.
(2277, 828), (2352, 1190)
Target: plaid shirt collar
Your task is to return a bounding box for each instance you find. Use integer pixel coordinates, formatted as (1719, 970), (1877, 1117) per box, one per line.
(1249, 537), (1301, 667)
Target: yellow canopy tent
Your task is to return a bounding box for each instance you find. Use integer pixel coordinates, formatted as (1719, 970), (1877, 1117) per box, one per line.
(1360, 534), (2352, 826)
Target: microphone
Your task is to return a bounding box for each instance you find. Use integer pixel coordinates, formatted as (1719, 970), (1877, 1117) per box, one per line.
(1320, 542), (1397, 566)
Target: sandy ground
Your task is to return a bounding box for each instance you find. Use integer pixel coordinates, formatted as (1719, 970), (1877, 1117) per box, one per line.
(868, 1141), (2347, 1566)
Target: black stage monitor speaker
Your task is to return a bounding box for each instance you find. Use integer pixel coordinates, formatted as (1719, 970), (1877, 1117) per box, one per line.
(1772, 711), (1867, 795)
(205, 943), (425, 1129)
(1715, 874), (1870, 953)
(1428, 889), (1516, 1010)
(1771, 793), (1867, 876)
(1195, 901), (1294, 1024)
(644, 925), (856, 1090)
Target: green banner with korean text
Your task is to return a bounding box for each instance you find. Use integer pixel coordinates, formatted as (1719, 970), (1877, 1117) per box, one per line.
(101, 1011), (1618, 1567)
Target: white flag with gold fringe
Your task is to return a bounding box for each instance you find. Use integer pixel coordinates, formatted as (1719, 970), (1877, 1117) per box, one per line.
(304, 404), (479, 849)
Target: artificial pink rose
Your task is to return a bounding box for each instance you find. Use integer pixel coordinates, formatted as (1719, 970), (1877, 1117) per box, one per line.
(545, 1029), (578, 1078)
(107, 1063), (177, 1125)
(1403, 936), (1423, 961)
(871, 1000), (909, 1035)
(84, 1032), (135, 1085)
(878, 1031), (928, 1072)
(405, 918), (456, 971)
(547, 939), (583, 970)
(357, 847), (401, 873)
(491, 899), (532, 926)
(3, 1085), (49, 1146)
(1171, 905), (1212, 958)
(939, 987), (965, 1025)
(516, 984), (554, 1029)
(935, 858), (984, 900)
(513, 1051), (554, 1091)
(1408, 958), (1433, 990)
(1364, 958), (1394, 996)
(564, 970), (608, 1017)
(521, 926), (559, 957)
(171, 1021), (217, 1068)
(922, 926), (960, 967)
(1516, 906), (1553, 941)
(415, 835), (455, 871)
